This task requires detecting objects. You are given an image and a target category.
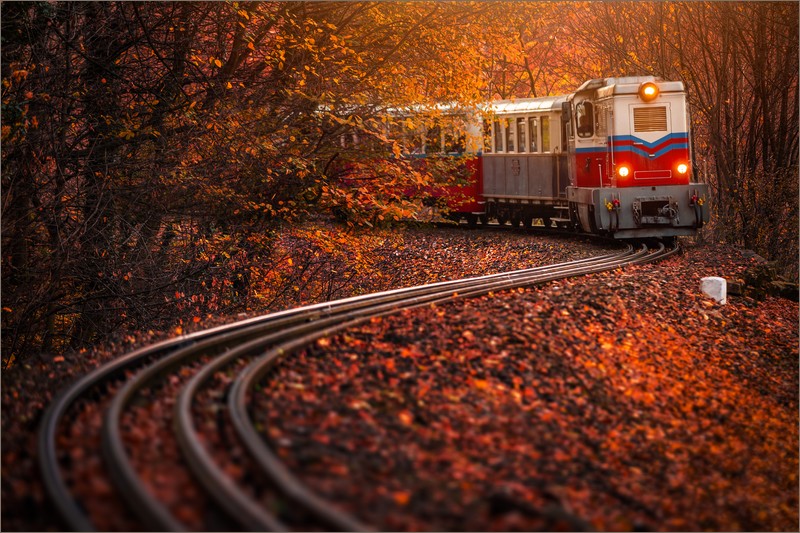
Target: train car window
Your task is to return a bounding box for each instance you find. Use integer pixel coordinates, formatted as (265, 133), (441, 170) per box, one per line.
(444, 128), (465, 154)
(528, 117), (538, 152)
(483, 120), (493, 153)
(541, 116), (551, 152)
(505, 120), (515, 152)
(576, 101), (594, 138)
(493, 120), (503, 152)
(385, 122), (400, 153)
(426, 124), (442, 154)
(408, 133), (424, 155)
(516, 117), (526, 153)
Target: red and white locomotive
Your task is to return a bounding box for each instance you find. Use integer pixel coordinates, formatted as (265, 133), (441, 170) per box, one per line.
(428, 76), (709, 239)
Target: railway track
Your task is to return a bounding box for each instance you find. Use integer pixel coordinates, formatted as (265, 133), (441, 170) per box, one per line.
(38, 240), (679, 532)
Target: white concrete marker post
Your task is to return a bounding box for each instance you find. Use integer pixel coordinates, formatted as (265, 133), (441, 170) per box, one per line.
(700, 276), (727, 305)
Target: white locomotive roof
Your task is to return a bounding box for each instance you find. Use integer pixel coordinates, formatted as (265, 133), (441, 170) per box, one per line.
(487, 95), (567, 115)
(578, 76), (686, 98)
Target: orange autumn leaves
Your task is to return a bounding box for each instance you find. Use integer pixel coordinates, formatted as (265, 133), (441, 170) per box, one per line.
(258, 245), (797, 531)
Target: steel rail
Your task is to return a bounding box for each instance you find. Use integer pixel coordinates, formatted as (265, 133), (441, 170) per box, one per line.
(173, 250), (643, 525)
(171, 244), (643, 531)
(103, 245), (637, 531)
(38, 238), (677, 531)
(226, 243), (671, 531)
(39, 242), (628, 531)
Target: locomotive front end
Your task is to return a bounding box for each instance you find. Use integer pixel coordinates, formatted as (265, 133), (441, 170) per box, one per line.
(566, 77), (709, 238)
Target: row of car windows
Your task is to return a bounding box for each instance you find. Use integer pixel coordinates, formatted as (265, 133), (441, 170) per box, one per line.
(333, 100), (669, 155)
(336, 115), (558, 155)
(492, 116), (551, 154)
(339, 132), (468, 154)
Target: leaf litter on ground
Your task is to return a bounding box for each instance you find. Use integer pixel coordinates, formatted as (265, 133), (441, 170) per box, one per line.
(2, 225), (796, 531)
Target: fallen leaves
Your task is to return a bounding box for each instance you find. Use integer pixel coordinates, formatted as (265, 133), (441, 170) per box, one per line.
(2, 230), (795, 532)
(257, 242), (798, 532)
(471, 378), (490, 390)
(253, 222), (611, 313)
(393, 490), (412, 506)
(397, 410), (414, 426)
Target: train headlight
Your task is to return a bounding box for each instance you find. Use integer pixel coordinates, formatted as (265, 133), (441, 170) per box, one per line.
(617, 165), (630, 178)
(638, 82), (659, 102)
(677, 163), (689, 174)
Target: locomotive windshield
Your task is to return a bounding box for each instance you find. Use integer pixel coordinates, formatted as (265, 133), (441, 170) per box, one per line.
(576, 101), (594, 138)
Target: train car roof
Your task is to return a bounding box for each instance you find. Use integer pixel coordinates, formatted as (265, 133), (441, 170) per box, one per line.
(577, 76), (686, 98)
(487, 95), (567, 115)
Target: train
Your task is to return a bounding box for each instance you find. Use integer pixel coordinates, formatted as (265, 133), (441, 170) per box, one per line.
(399, 76), (709, 240)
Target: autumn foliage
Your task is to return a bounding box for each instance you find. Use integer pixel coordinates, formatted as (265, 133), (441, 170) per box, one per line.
(0, 2), (490, 364)
(2, 2), (798, 367)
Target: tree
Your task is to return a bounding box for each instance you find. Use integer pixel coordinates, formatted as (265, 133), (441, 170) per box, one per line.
(0, 2), (503, 365)
(4, 2), (796, 366)
(562, 1), (798, 278)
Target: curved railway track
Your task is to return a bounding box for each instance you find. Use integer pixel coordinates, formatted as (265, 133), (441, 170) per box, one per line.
(39, 240), (679, 531)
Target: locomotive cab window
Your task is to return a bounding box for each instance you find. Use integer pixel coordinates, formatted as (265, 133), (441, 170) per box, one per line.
(576, 101), (594, 138)
(443, 129), (466, 154)
(408, 131), (425, 155)
(595, 105), (608, 139)
(443, 117), (467, 154)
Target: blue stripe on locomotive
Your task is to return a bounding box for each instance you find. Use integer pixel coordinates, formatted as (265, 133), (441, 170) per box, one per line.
(575, 132), (689, 159)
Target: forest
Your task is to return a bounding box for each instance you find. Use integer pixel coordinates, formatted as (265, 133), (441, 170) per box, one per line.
(2, 1), (798, 366)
